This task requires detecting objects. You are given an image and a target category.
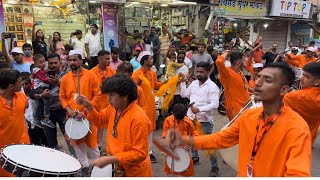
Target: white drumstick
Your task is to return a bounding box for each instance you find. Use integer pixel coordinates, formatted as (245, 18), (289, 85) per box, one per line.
(81, 118), (92, 133)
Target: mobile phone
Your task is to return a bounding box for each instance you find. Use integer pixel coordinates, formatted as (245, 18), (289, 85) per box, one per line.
(3, 32), (15, 39)
(49, 35), (52, 41)
(47, 70), (57, 77)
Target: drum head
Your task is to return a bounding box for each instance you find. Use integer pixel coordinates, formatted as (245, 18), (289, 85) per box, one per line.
(65, 118), (90, 140)
(91, 165), (113, 177)
(2, 144), (81, 173)
(219, 144), (238, 172)
(166, 148), (190, 173)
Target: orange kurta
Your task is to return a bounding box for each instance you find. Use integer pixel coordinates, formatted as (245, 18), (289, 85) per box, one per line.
(249, 79), (255, 88)
(287, 54), (318, 68)
(59, 68), (101, 148)
(90, 66), (116, 111)
(244, 57), (254, 75)
(132, 67), (163, 131)
(191, 106), (311, 177)
(252, 49), (264, 63)
(216, 56), (250, 120)
(0, 92), (30, 177)
(162, 115), (198, 176)
(284, 87), (320, 144)
(86, 102), (152, 177)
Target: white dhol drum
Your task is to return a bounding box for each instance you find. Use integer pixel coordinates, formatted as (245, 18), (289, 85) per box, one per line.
(0, 144), (81, 177)
(166, 147), (190, 173)
(65, 117), (90, 140)
(90, 165), (114, 177)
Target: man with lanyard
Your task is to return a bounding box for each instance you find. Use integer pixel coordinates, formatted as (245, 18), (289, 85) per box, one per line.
(165, 62), (311, 177)
(59, 50), (101, 176)
(284, 62), (320, 145)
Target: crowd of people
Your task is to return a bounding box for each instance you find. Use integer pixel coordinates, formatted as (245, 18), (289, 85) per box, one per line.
(0, 22), (320, 177)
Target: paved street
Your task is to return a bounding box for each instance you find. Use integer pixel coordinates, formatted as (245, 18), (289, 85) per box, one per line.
(57, 111), (320, 177)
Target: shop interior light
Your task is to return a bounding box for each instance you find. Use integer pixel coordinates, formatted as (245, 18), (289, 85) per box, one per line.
(233, 23), (238, 27)
(160, 4), (169, 7)
(263, 23), (268, 28)
(171, 1), (197, 5)
(89, 0), (98, 3)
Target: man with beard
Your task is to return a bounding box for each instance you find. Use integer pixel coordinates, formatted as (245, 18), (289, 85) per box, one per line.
(180, 62), (220, 177)
(216, 51), (250, 121)
(191, 43), (214, 79)
(262, 44), (281, 65)
(59, 50), (101, 175)
(0, 70), (30, 176)
(149, 27), (161, 65)
(165, 63), (311, 177)
(85, 24), (102, 69)
(90, 50), (116, 151)
(284, 62), (320, 144)
(132, 51), (163, 163)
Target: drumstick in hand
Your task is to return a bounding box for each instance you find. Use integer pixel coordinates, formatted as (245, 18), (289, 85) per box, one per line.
(77, 68), (80, 96)
(153, 137), (180, 160)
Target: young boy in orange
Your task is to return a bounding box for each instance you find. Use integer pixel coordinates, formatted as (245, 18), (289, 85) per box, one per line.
(284, 62), (320, 144)
(162, 103), (198, 176)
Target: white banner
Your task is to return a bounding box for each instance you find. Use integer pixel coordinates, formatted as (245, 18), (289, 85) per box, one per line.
(269, 0), (312, 19)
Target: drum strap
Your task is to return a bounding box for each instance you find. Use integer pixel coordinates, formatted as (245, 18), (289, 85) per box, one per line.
(250, 106), (283, 160)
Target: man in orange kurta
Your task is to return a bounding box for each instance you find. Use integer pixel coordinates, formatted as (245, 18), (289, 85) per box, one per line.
(0, 70), (30, 177)
(165, 63), (311, 177)
(90, 50), (116, 149)
(131, 51), (163, 163)
(216, 51), (250, 120)
(76, 74), (152, 177)
(286, 47), (318, 68)
(249, 63), (264, 88)
(59, 50), (101, 173)
(284, 62), (320, 144)
(162, 103), (198, 177)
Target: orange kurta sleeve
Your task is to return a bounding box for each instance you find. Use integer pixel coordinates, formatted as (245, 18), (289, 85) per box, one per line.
(86, 106), (112, 128)
(216, 56), (231, 83)
(137, 86), (145, 109)
(284, 88), (320, 144)
(245, 57), (254, 75)
(287, 53), (302, 67)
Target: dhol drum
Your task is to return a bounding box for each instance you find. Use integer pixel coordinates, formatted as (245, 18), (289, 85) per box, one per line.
(0, 144), (81, 177)
(166, 147), (190, 173)
(65, 117), (91, 140)
(219, 96), (262, 172)
(90, 165), (114, 177)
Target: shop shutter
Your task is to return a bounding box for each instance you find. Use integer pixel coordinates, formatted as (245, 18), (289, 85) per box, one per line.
(259, 21), (288, 51)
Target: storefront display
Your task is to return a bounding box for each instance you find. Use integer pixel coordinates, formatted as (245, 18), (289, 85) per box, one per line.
(125, 7), (150, 33)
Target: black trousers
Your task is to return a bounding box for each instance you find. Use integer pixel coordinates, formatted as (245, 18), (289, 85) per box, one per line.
(43, 109), (66, 148)
(27, 121), (48, 146)
(88, 56), (98, 69)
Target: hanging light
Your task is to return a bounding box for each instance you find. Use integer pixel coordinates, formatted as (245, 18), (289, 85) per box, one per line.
(263, 23), (268, 29)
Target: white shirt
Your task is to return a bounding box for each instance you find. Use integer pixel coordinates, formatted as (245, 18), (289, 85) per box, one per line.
(85, 31), (102, 57)
(71, 37), (86, 59)
(24, 96), (37, 129)
(180, 78), (220, 123)
(175, 65), (189, 95)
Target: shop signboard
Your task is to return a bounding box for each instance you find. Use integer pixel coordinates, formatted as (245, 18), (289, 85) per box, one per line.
(102, 3), (118, 52)
(269, 0), (312, 19)
(213, 0), (267, 17)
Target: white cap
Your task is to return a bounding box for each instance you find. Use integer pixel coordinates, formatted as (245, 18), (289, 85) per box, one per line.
(253, 63), (264, 69)
(137, 51), (151, 62)
(10, 47), (23, 54)
(307, 47), (316, 52)
(292, 47), (299, 51)
(69, 50), (82, 56)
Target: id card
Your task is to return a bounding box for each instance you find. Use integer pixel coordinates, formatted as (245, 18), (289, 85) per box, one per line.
(246, 163), (253, 177)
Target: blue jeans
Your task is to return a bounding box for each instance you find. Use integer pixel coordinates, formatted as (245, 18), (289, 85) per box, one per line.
(192, 122), (218, 168)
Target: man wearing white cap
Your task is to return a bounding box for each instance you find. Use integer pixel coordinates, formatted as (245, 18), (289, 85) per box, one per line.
(132, 51), (164, 163)
(249, 63), (264, 88)
(2, 41), (31, 73)
(59, 49), (101, 176)
(286, 47), (318, 68)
